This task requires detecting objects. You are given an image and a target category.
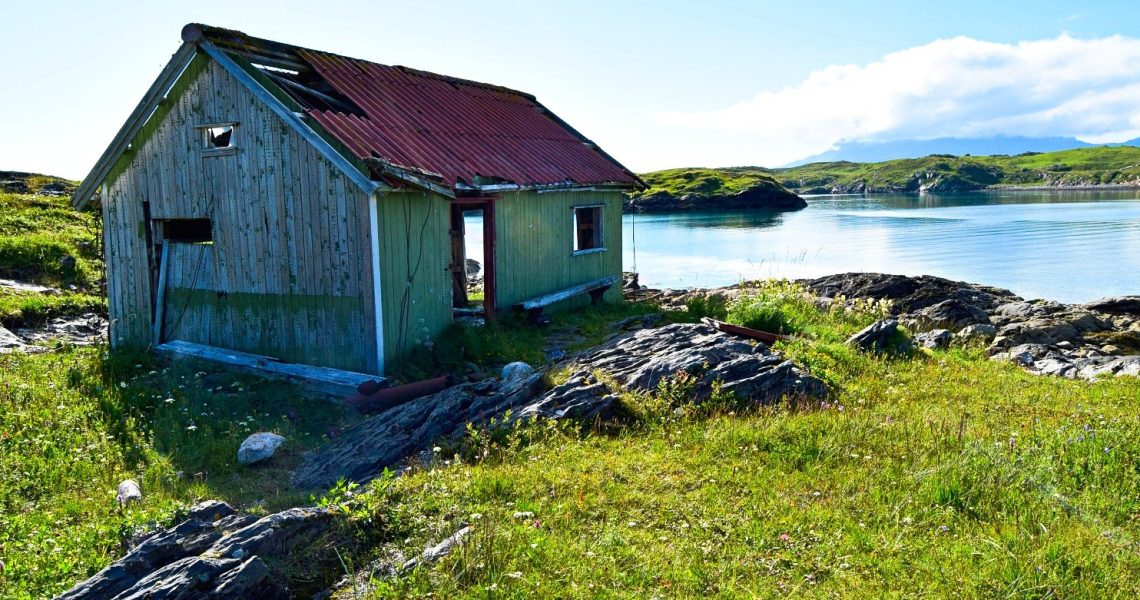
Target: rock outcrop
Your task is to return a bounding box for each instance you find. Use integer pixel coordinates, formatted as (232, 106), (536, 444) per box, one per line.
(292, 372), (547, 490)
(847, 319), (912, 353)
(801, 272), (1019, 314)
(294, 323), (826, 489)
(56, 501), (338, 599)
(804, 272), (1140, 380)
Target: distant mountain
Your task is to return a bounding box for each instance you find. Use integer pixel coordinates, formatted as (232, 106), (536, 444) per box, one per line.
(785, 136), (1118, 166)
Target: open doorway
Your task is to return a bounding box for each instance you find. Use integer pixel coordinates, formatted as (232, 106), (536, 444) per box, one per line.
(449, 199), (496, 321)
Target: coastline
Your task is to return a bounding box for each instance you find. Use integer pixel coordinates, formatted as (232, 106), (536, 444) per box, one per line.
(624, 271), (1140, 381)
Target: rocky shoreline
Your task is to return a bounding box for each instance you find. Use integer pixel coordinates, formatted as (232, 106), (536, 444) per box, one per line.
(628, 272), (1140, 380)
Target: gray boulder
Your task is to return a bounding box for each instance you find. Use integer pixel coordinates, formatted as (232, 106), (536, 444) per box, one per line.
(517, 372), (624, 423)
(847, 319), (911, 353)
(117, 480), (142, 509)
(0, 325), (26, 353)
(56, 501), (253, 599)
(57, 502), (332, 600)
(914, 329), (953, 350)
(907, 299), (991, 331)
(801, 273), (1020, 314)
(1084, 296), (1140, 316)
(237, 432), (286, 465)
(579, 323), (827, 402)
(957, 323), (998, 342)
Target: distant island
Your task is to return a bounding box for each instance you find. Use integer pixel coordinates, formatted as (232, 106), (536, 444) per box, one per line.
(633, 145), (1140, 207)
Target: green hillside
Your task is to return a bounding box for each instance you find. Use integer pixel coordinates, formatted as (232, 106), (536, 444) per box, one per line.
(641, 146), (1140, 196)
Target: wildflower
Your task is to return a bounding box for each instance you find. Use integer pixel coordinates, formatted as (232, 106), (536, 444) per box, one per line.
(470, 513), (483, 521)
(507, 572), (523, 579)
(186, 424), (197, 431)
(164, 397), (175, 404)
(779, 533), (792, 543)
(939, 525), (950, 532)
(119, 382), (127, 389)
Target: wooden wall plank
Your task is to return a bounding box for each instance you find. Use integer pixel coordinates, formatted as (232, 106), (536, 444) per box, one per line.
(103, 57), (381, 372)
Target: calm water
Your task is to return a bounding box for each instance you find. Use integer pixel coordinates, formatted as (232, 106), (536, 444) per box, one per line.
(463, 190), (1140, 303)
(622, 191), (1140, 303)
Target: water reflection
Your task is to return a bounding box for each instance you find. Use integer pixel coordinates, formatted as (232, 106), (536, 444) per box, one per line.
(623, 191), (1140, 303)
(461, 192), (1140, 303)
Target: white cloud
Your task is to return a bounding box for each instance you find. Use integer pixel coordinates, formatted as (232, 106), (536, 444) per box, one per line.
(656, 34), (1140, 164)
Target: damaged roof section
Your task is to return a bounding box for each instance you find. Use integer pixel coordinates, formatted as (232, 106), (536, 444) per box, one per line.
(184, 23), (644, 192)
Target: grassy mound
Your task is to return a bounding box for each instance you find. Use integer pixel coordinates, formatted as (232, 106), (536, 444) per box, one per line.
(0, 176), (104, 329)
(632, 167), (791, 199)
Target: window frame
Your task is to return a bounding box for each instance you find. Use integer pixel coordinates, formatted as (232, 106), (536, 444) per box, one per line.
(197, 122), (239, 156)
(158, 218), (214, 245)
(571, 204), (605, 255)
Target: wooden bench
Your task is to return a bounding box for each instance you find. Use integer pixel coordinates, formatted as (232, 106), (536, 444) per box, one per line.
(513, 275), (619, 324)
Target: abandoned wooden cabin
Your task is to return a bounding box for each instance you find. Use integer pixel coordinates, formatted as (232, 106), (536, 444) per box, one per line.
(72, 23), (643, 380)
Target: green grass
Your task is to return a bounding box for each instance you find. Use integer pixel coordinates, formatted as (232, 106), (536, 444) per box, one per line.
(0, 289), (104, 330)
(4, 282), (1140, 598)
(326, 284), (1140, 598)
(388, 300), (663, 382)
(0, 191), (102, 290)
(632, 167), (791, 199)
(0, 347), (355, 599)
(640, 146), (1140, 195)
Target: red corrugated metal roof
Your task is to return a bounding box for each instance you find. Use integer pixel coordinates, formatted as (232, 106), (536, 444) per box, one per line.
(292, 49), (641, 190)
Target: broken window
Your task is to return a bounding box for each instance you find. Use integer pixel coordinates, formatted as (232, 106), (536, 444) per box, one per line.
(573, 205), (603, 253)
(160, 219), (213, 244)
(205, 125), (233, 148)
(199, 123), (237, 153)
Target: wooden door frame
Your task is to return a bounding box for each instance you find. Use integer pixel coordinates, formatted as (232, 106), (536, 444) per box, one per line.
(451, 197), (496, 321)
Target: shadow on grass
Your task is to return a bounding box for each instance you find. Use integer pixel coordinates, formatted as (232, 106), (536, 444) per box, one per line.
(85, 346), (360, 511)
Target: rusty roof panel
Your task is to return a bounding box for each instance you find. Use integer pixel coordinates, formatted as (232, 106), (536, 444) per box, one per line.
(295, 50), (640, 190)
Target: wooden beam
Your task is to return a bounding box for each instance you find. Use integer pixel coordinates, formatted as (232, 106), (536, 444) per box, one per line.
(365, 158), (454, 198)
(72, 42), (199, 210)
(151, 242), (170, 345)
(199, 41), (383, 196)
(262, 70), (358, 113)
(156, 340), (381, 397)
(514, 275), (619, 312)
(368, 190), (386, 374)
(483, 198), (497, 320)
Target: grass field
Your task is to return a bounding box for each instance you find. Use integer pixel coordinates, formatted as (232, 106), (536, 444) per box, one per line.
(3, 175), (1139, 598)
(340, 286), (1140, 598)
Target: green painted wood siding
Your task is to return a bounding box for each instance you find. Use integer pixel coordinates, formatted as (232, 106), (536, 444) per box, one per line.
(376, 191), (452, 365)
(103, 55), (380, 373)
(492, 190), (623, 310)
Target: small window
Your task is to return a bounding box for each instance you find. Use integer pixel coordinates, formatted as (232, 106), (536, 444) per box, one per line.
(205, 125), (233, 148)
(161, 219), (213, 244)
(573, 206), (603, 253)
(198, 123), (238, 154)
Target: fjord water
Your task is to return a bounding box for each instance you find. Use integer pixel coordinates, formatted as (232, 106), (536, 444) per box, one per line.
(622, 191), (1140, 303)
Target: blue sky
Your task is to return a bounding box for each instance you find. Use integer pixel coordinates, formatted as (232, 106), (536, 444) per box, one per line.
(5, 0), (1140, 179)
